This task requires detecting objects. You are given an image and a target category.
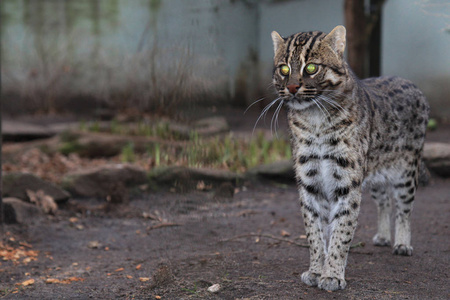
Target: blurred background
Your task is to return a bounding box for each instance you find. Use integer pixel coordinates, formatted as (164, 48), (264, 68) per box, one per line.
(1, 0), (450, 120)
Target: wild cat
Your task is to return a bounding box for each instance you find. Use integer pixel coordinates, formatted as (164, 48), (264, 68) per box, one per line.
(268, 25), (429, 290)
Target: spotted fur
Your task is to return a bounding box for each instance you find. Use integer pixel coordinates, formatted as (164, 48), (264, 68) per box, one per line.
(270, 26), (429, 291)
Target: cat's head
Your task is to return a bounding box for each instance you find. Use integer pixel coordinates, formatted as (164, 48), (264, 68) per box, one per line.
(271, 25), (350, 111)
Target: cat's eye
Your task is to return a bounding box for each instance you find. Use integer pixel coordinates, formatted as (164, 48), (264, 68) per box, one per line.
(305, 63), (318, 75)
(280, 64), (290, 76)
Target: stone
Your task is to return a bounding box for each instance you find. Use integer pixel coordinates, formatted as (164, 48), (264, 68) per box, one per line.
(62, 164), (147, 199)
(207, 283), (221, 293)
(2, 197), (43, 224)
(247, 159), (295, 183)
(2, 120), (54, 142)
(2, 172), (70, 203)
(423, 142), (450, 177)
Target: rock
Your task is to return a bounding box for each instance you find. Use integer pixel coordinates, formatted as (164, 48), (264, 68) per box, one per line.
(247, 159), (295, 183)
(149, 166), (244, 192)
(26, 190), (58, 214)
(2, 197), (44, 224)
(423, 142), (450, 177)
(2, 172), (70, 203)
(207, 283), (221, 293)
(2, 120), (54, 142)
(62, 164), (147, 199)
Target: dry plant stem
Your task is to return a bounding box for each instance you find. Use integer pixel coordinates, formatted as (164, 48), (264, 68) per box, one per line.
(221, 233), (365, 249)
(220, 233), (309, 248)
(147, 223), (181, 231)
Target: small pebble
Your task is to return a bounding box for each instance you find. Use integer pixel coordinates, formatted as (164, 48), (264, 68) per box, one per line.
(207, 283), (221, 293)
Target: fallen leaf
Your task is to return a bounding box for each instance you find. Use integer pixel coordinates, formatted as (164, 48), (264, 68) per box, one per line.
(155, 296), (162, 300)
(139, 277), (150, 282)
(45, 277), (84, 284)
(136, 264), (142, 270)
(126, 275), (133, 279)
(299, 235), (307, 239)
(46, 278), (62, 284)
(20, 279), (35, 286)
(67, 277), (85, 282)
(26, 189), (58, 214)
(115, 267), (124, 272)
(87, 241), (102, 249)
(281, 230), (291, 237)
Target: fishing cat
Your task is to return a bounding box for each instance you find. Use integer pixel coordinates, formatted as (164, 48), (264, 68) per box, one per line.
(270, 25), (429, 291)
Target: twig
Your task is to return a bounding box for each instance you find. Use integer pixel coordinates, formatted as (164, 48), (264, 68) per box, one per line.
(147, 223), (181, 231)
(221, 233), (366, 250)
(220, 233), (309, 248)
(350, 241), (366, 249)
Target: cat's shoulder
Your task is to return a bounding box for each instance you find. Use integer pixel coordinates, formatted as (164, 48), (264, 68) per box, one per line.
(361, 76), (418, 91)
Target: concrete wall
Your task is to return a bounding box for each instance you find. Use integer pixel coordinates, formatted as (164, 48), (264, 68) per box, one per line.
(382, 0), (450, 120)
(1, 0), (449, 118)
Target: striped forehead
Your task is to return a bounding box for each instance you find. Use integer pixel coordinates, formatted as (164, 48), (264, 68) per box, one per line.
(284, 31), (325, 65)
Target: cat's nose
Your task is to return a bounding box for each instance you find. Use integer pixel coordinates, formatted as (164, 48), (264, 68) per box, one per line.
(287, 84), (300, 95)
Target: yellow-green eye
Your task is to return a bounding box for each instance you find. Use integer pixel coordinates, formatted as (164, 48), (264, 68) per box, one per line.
(305, 63), (318, 75)
(280, 64), (290, 76)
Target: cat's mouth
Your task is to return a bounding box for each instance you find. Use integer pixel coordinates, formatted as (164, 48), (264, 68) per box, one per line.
(284, 95), (318, 111)
(287, 94), (316, 103)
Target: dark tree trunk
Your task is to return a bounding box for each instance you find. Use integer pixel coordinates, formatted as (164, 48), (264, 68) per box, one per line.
(344, 0), (366, 78)
(368, 0), (384, 77)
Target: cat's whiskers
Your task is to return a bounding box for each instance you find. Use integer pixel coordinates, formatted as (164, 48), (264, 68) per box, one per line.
(311, 97), (331, 120)
(245, 97), (266, 114)
(317, 95), (348, 116)
(252, 97), (282, 135)
(271, 99), (284, 137)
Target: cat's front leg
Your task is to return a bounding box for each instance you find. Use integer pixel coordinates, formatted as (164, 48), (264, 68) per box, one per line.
(318, 190), (361, 291)
(299, 195), (326, 287)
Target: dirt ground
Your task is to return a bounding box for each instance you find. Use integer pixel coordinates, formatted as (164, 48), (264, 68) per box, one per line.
(1, 109), (449, 299)
(0, 173), (449, 299)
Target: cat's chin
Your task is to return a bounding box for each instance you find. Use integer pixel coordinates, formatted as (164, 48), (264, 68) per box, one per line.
(286, 99), (316, 111)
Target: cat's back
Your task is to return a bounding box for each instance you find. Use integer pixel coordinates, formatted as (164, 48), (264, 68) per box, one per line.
(361, 76), (429, 128)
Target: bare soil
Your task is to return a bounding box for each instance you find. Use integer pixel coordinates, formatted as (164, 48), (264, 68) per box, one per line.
(1, 174), (449, 299)
(1, 109), (449, 299)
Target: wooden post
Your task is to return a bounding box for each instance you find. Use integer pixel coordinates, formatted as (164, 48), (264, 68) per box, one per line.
(344, 0), (367, 78)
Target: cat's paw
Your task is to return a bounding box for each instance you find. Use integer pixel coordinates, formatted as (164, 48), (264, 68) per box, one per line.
(393, 244), (413, 256)
(301, 271), (320, 287)
(318, 276), (347, 291)
(373, 234), (391, 247)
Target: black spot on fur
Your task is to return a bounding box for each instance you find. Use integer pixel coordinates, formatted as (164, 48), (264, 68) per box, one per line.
(305, 185), (319, 195)
(335, 186), (350, 197)
(306, 169), (318, 177)
(404, 197), (415, 204)
(351, 180), (361, 188)
(336, 157), (349, 168)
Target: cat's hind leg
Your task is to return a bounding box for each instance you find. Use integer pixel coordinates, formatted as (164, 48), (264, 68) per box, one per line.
(371, 185), (392, 246)
(391, 165), (419, 256)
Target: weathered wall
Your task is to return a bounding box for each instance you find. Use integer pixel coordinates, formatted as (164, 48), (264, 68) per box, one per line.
(1, 0), (449, 119)
(382, 0), (450, 121)
(1, 0), (259, 113)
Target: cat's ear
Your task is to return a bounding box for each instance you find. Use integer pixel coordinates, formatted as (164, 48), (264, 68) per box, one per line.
(271, 31), (284, 54)
(324, 25), (346, 56)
